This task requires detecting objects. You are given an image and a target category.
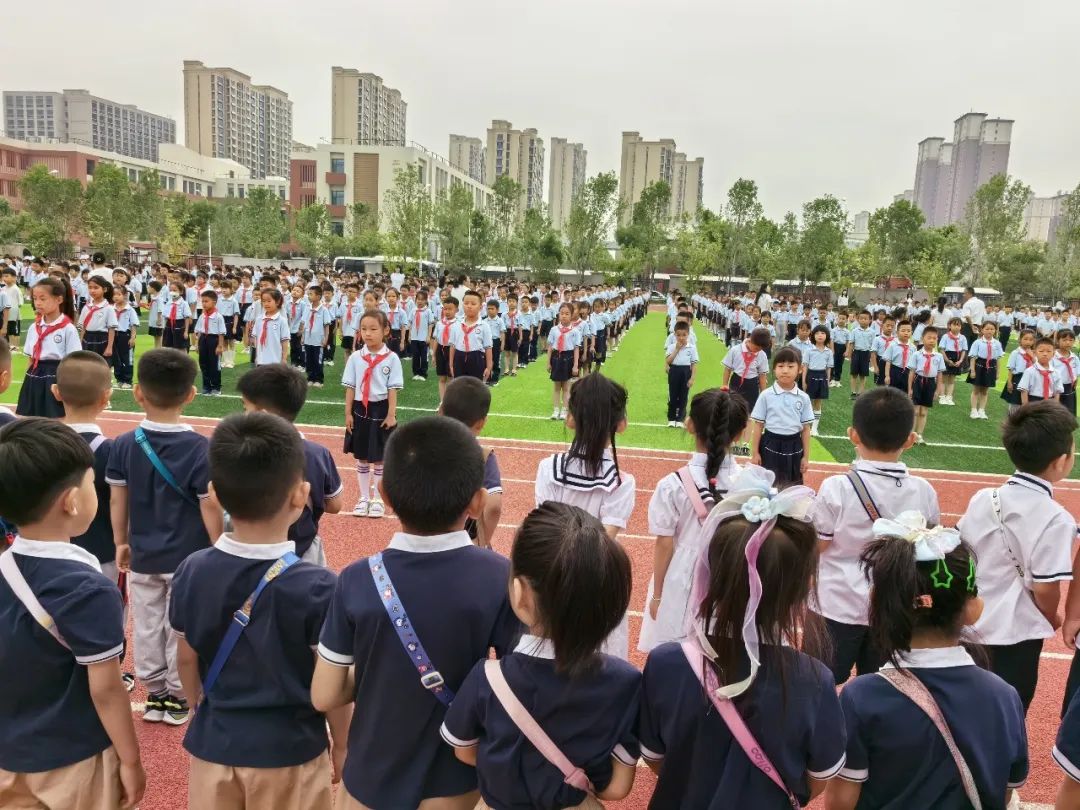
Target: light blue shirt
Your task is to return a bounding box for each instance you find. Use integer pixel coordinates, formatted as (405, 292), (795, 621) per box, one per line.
(750, 383), (814, 435)
(805, 346), (834, 372)
(850, 326), (875, 351)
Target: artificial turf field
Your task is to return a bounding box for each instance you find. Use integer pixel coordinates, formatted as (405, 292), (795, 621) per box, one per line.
(2, 305), (1073, 478)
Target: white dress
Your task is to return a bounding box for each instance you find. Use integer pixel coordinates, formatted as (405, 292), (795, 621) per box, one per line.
(535, 450), (637, 659)
(637, 453), (740, 653)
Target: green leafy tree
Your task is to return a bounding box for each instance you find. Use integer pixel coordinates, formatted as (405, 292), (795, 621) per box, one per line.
(993, 241), (1046, 302)
(758, 211), (801, 287)
(799, 195), (848, 286)
(18, 164), (83, 258)
(186, 199), (217, 252)
(965, 174), (1031, 285)
(0, 199), (27, 245)
(488, 175), (523, 273)
(432, 185), (477, 271)
(724, 179), (764, 284)
(517, 205), (562, 277)
(210, 201), (244, 256)
(921, 224), (972, 279)
(160, 207), (194, 263)
(616, 180), (672, 282)
(564, 171), (621, 280)
(1044, 183), (1080, 301)
(868, 199), (925, 273)
(236, 187), (286, 258)
(132, 168), (165, 243)
(346, 202), (383, 257)
(909, 251), (952, 300)
(83, 163), (136, 260)
(384, 165), (433, 270)
(293, 203), (332, 259)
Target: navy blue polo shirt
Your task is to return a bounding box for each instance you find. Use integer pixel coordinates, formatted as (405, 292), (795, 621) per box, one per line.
(105, 420), (211, 574)
(169, 535), (337, 768)
(839, 647), (1028, 809)
(639, 641), (846, 810)
(69, 425), (114, 565)
(287, 438), (343, 558)
(483, 450), (503, 495)
(441, 634), (641, 808)
(1055, 680), (1080, 784)
(0, 538), (125, 772)
(317, 531), (521, 808)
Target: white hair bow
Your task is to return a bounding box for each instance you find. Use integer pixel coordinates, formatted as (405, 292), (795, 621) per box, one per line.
(872, 511), (961, 562)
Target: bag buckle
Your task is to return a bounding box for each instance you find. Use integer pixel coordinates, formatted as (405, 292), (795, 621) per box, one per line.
(232, 609), (251, 627)
(420, 670), (445, 690)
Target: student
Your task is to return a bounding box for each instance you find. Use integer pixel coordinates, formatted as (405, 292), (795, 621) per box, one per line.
(169, 413), (349, 810)
(218, 280), (239, 368)
(110, 284), (138, 390)
(788, 319), (814, 386)
(301, 287), (332, 388)
(803, 325), (833, 436)
(812, 387), (939, 684)
(408, 289), (433, 381)
(385, 287), (407, 356)
(286, 284), (308, 367)
(882, 319), (914, 393)
(958, 401), (1077, 714)
(17, 276), (81, 418)
(848, 310), (876, 398)
(939, 316), (968, 406)
(590, 297), (610, 370)
(665, 321), (698, 428)
(1, 267), (22, 352)
(502, 295), (521, 378)
(639, 468), (846, 808)
(0, 337), (13, 426)
(249, 289), (290, 366)
(161, 281), (192, 352)
(827, 516), (1028, 810)
(1056, 328), (1080, 416)
(336, 286), (362, 364)
(483, 300), (504, 386)
(433, 296), (459, 403)
(547, 303), (582, 420)
(830, 311), (849, 388)
(193, 290), (226, 396)
(312, 417), (521, 810)
(721, 327), (771, 411)
(907, 325), (945, 445)
(749, 347), (813, 487)
(1017, 336), (1063, 404)
(78, 275), (118, 360)
(342, 310), (403, 519)
(449, 290), (493, 383)
(535, 373), (636, 659)
(639, 388), (749, 653)
(518, 296), (536, 369)
(440, 502), (640, 808)
(439, 376), (502, 549)
(1001, 328), (1037, 410)
(870, 316), (897, 388)
(968, 320), (1004, 420)
(106, 349), (224, 726)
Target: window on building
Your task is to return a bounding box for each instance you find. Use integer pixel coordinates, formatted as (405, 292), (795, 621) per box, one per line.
(330, 188), (345, 206)
(330, 220), (344, 236)
(330, 156), (345, 174)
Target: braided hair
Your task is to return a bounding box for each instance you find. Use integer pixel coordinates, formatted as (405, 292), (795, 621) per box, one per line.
(567, 373), (628, 484)
(688, 388), (749, 499)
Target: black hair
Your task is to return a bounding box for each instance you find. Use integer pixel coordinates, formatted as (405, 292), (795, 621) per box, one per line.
(260, 288), (284, 307)
(0, 418), (94, 526)
(486, 299), (500, 310)
(921, 325), (939, 338)
(897, 319), (912, 330)
(797, 319), (811, 331)
(87, 274), (113, 302)
(1057, 329), (1076, 345)
(444, 295), (460, 309)
(92, 251), (106, 265)
(862, 535), (978, 667)
(360, 308), (389, 331)
(852, 387), (915, 452)
(688, 389), (749, 498)
(1035, 336), (1055, 350)
(56, 351), (112, 408)
(936, 295), (947, 314)
(749, 327), (773, 352)
(772, 346), (801, 368)
(210, 413), (304, 521)
(511, 502), (631, 677)
(567, 373), (628, 483)
(441, 377), (491, 428)
(236, 364), (307, 421)
(34, 275), (76, 320)
(858, 309), (872, 319)
(810, 325), (831, 347)
(462, 290), (482, 304)
(201, 289), (219, 303)
(1002, 400), (1077, 474)
(673, 321), (690, 333)
(383, 416), (484, 533)
(136, 348), (196, 408)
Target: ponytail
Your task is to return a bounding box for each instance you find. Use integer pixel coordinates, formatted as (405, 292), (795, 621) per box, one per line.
(34, 275), (76, 320)
(567, 373), (628, 483)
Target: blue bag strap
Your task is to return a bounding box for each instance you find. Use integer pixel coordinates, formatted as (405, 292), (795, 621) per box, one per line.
(202, 552), (300, 696)
(134, 427), (199, 507)
(369, 551), (454, 706)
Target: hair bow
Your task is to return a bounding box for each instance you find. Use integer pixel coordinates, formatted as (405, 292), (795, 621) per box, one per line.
(872, 511), (961, 562)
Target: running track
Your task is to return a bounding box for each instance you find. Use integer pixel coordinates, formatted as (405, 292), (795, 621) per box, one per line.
(95, 410), (1080, 810)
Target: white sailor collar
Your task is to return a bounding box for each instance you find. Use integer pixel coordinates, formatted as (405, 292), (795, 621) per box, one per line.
(514, 634), (557, 660)
(551, 450), (620, 492)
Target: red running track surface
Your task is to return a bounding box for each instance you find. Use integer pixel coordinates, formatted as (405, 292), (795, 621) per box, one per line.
(94, 411), (1080, 810)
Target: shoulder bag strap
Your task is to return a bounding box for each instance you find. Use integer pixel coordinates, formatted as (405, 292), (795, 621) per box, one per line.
(202, 552), (300, 696)
(134, 427), (200, 507)
(677, 466), (710, 524)
(483, 659), (595, 793)
(846, 469), (883, 522)
(990, 488), (1025, 579)
(681, 641), (799, 808)
(369, 551), (455, 707)
(0, 551), (70, 649)
(88, 434), (107, 453)
(878, 669), (983, 810)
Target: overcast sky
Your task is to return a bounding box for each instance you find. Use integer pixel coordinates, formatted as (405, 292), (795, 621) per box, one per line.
(6, 0), (1079, 219)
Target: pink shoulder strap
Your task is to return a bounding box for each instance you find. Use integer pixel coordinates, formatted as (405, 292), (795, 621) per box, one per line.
(877, 669), (982, 810)
(483, 659), (594, 794)
(677, 466), (709, 523)
(0, 551), (70, 649)
(680, 642), (798, 808)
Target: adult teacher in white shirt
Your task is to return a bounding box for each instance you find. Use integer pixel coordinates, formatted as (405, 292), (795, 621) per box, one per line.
(961, 286), (986, 345)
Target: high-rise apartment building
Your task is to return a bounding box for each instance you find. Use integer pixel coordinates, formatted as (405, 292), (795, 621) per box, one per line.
(670, 153), (704, 221)
(619, 132), (677, 224)
(331, 67), (407, 146)
(448, 134), (485, 183)
(183, 60), (292, 179)
(485, 120), (545, 218)
(3, 89), (176, 161)
(547, 137), (586, 232)
(911, 112), (1012, 227)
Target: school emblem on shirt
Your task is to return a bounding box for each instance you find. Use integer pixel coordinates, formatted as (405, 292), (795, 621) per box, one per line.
(382, 366), (391, 375)
(53, 335), (63, 343)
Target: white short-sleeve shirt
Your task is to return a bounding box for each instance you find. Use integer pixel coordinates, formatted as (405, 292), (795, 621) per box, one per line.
(450, 320), (493, 352)
(341, 346), (404, 402)
(535, 450), (637, 530)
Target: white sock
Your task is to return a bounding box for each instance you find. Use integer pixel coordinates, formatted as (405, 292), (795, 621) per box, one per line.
(372, 464), (383, 501)
(356, 464), (370, 501)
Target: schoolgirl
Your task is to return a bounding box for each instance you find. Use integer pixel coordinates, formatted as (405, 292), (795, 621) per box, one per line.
(78, 275), (117, 359)
(803, 325), (833, 437)
(501, 295), (521, 377)
(161, 281), (191, 352)
(217, 279), (239, 367)
(547, 303), (581, 420)
(342, 309), (403, 519)
(250, 289), (290, 366)
(1000, 328), (1036, 410)
(440, 502), (640, 809)
(749, 347), (814, 487)
(589, 298), (610, 370)
(639, 389), (749, 653)
(535, 373), (636, 658)
(384, 287), (407, 355)
(967, 320), (1004, 420)
(574, 302), (595, 374)
(721, 327), (770, 411)
(939, 317), (968, 406)
(1054, 328), (1080, 415)
(908, 326), (945, 445)
(111, 284), (139, 389)
(407, 289), (433, 381)
(518, 296), (536, 368)
(16, 276), (81, 417)
(539, 293), (557, 353)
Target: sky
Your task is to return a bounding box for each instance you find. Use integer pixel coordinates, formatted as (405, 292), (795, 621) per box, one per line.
(5, 0), (1079, 220)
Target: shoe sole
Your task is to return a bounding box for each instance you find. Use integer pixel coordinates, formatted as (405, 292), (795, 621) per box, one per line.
(143, 710), (165, 723)
(162, 713), (189, 726)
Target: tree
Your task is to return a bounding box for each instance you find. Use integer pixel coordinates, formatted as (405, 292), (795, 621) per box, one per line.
(346, 202), (383, 257)
(236, 187), (286, 258)
(909, 251), (952, 300)
(672, 219), (719, 292)
(615, 180), (672, 282)
(83, 163), (136, 260)
(1044, 183), (1080, 302)
(132, 169), (166, 244)
(18, 164), (83, 257)
(921, 223), (972, 279)
(993, 241), (1047, 302)
(0, 199), (26, 245)
(383, 165), (433, 270)
(210, 201), (244, 256)
(464, 209), (494, 272)
(185, 199), (217, 252)
(965, 174), (1031, 285)
(432, 185), (477, 271)
(564, 171), (621, 280)
(867, 199), (925, 273)
(759, 212), (800, 287)
(799, 195), (848, 286)
(160, 206), (194, 263)
(488, 175), (523, 273)
(517, 205), (561, 277)
(724, 179), (764, 284)
(293, 203), (332, 259)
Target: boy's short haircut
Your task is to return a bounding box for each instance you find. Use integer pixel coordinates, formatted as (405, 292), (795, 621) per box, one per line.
(858, 310), (872, 319)
(921, 325), (939, 337)
(772, 346), (801, 367)
(852, 387), (915, 452)
(201, 289), (219, 303)
(749, 327), (773, 351)
(897, 319), (912, 329)
(210, 413), (304, 521)
(56, 351), (112, 408)
(0, 418), (95, 526)
(444, 296), (460, 309)
(673, 321), (690, 333)
(486, 299), (499, 310)
(1035, 336), (1055, 349)
(136, 348), (197, 409)
(441, 377), (491, 428)
(1003, 401), (1077, 474)
(236, 364), (307, 421)
(883, 315), (896, 325)
(383, 416), (483, 533)
(462, 290), (482, 304)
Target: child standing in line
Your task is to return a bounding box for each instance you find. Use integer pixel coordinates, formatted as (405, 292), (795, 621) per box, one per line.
(907, 325), (945, 445)
(111, 284), (139, 390)
(721, 327), (771, 411)
(535, 373), (636, 659)
(320, 287), (338, 367)
(871, 315), (897, 388)
(787, 319), (814, 387)
(665, 321), (698, 428)
(1018, 336), (1063, 405)
(639, 388), (749, 653)
(830, 311), (849, 388)
(575, 302), (595, 375)
(407, 289), (433, 381)
(1055, 328), (1080, 416)
(302, 287), (332, 389)
(312, 417), (522, 810)
(337, 283), (361, 361)
(0, 337), (14, 426)
(286, 284), (308, 367)
(1, 267), (22, 352)
(590, 298), (611, 370)
(434, 296), (459, 404)
(193, 290), (226, 396)
(517, 296), (535, 369)
(803, 325), (833, 437)
(827, 517), (1028, 810)
(883, 319), (915, 393)
(440, 502), (640, 808)
(146, 281), (165, 350)
(342, 310), (403, 519)
(968, 320), (1004, 420)
(547, 303), (581, 421)
(17, 276), (81, 418)
(162, 281), (192, 353)
(78, 276), (117, 361)
(848, 310), (876, 399)
(217, 280), (239, 369)
(484, 300), (504, 386)
(939, 316), (968, 406)
(0, 419), (146, 810)
(502, 295), (521, 378)
(250, 290), (290, 366)
(385, 288), (407, 356)
(749, 347), (814, 487)
(1001, 328), (1036, 410)
(449, 291), (493, 382)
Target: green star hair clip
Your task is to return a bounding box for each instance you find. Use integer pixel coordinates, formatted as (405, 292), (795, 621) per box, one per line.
(966, 557), (977, 593)
(931, 559), (954, 590)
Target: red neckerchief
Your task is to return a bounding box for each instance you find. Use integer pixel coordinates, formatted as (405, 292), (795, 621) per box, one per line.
(290, 301), (298, 321)
(360, 351), (390, 407)
(168, 302), (178, 327)
(1038, 366), (1053, 398)
(509, 313), (517, 330)
(741, 341), (757, 379)
(440, 318), (453, 345)
(30, 315), (72, 370)
(1059, 353), (1076, 384)
(984, 338), (995, 361)
(114, 306), (125, 323)
(556, 325), (572, 351)
(899, 342), (911, 367)
(82, 303), (103, 329)
(203, 308), (215, 333)
(260, 316), (272, 347)
(414, 308), (422, 330)
(946, 333), (961, 351)
(922, 351), (935, 376)
(1020, 350), (1034, 369)
(461, 322), (478, 352)
(309, 307), (319, 332)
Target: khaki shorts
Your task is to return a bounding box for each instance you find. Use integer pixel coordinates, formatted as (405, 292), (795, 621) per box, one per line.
(0, 746), (122, 810)
(189, 753), (332, 810)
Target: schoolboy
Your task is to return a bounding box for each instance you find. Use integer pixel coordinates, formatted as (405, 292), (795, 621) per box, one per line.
(1055, 329), (1080, 416)
(665, 321), (698, 427)
(433, 296), (459, 402)
(194, 290), (227, 396)
(0, 419), (145, 810)
(829, 310), (849, 387)
(449, 290), (493, 383)
(848, 310), (876, 398)
(337, 283), (362, 359)
(882, 319), (915, 392)
(870, 315), (897, 386)
(312, 417), (520, 810)
(811, 386), (939, 684)
(303, 286), (332, 388)
(236, 365), (343, 566)
(1, 267), (21, 351)
(170, 413), (349, 810)
(1018, 336), (1064, 404)
(0, 336), (14, 426)
(408, 289), (433, 381)
(286, 284), (308, 367)
(960, 401), (1077, 713)
(106, 349), (224, 726)
(484, 299), (504, 386)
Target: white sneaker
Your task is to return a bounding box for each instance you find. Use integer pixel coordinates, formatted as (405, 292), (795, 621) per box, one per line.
(915, 433), (926, 445)
(325, 360), (335, 367)
(352, 500), (369, 517)
(368, 500), (385, 519)
(979, 409), (989, 419)
(559, 408), (567, 419)
(1006, 789), (1020, 810)
(810, 421), (819, 437)
(970, 409), (979, 419)
(550, 409), (560, 420)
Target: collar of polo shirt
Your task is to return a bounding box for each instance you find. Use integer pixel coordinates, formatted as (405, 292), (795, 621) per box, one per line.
(881, 646), (975, 670)
(10, 536), (103, 572)
(387, 531), (474, 553)
(514, 634), (556, 660)
(1009, 471), (1054, 496)
(214, 534), (296, 560)
(65, 423), (103, 435)
(140, 419), (194, 433)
